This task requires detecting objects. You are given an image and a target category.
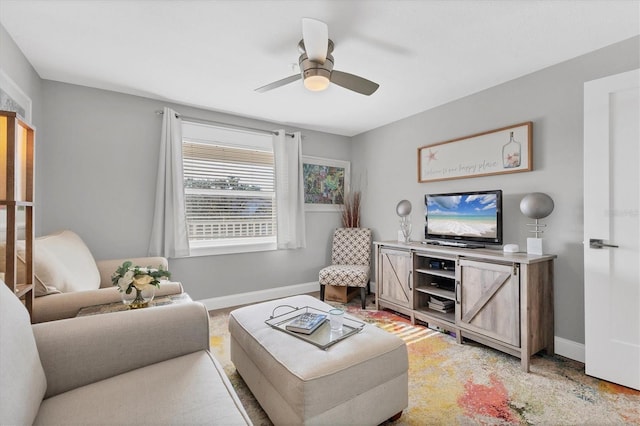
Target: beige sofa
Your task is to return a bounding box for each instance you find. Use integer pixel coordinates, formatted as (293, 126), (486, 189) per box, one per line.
(0, 281), (252, 425)
(0, 230), (183, 322)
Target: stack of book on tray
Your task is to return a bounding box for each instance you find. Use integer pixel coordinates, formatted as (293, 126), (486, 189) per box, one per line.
(285, 312), (327, 335)
(428, 296), (454, 313)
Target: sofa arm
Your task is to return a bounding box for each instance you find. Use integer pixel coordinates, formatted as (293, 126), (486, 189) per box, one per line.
(32, 282), (184, 323)
(33, 301), (210, 399)
(96, 256), (169, 288)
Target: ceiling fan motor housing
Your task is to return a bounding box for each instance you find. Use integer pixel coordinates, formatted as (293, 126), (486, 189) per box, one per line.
(299, 52), (334, 81)
(298, 39), (335, 82)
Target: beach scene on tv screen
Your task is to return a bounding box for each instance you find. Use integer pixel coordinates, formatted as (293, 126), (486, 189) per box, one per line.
(427, 194), (498, 238)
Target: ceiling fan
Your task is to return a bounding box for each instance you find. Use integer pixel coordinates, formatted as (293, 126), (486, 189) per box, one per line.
(255, 18), (379, 96)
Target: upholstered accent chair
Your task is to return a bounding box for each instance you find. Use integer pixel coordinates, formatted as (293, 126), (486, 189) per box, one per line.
(319, 227), (372, 309)
(0, 229), (183, 323)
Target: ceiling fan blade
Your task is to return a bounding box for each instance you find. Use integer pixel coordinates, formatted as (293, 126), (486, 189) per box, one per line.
(330, 70), (379, 96)
(302, 18), (328, 63)
(255, 74), (301, 93)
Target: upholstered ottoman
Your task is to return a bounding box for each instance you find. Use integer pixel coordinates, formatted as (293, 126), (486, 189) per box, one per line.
(229, 295), (408, 425)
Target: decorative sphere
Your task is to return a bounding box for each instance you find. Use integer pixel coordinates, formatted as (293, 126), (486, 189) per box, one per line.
(396, 200), (412, 217)
(520, 193), (554, 219)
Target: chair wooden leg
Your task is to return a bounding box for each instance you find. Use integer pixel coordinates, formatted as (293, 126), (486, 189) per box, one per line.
(320, 284), (325, 301)
(387, 411), (403, 422)
(360, 287), (366, 310)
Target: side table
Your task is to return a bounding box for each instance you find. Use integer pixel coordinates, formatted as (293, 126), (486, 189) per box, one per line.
(76, 293), (192, 317)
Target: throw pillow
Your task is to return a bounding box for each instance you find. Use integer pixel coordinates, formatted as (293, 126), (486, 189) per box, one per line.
(33, 230), (101, 293)
(0, 230), (101, 295)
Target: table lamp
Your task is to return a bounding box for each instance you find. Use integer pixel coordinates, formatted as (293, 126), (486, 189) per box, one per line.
(396, 200), (412, 243)
(520, 192), (554, 255)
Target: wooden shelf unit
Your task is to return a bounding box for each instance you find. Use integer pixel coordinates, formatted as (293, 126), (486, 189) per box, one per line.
(1, 110), (35, 320)
(375, 241), (555, 372)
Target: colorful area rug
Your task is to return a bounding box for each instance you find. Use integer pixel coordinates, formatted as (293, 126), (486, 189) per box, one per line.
(209, 295), (639, 425)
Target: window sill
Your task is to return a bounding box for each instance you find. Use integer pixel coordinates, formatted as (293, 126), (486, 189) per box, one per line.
(184, 238), (277, 257)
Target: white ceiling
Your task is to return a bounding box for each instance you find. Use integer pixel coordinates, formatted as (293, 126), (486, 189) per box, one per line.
(1, 0), (638, 136)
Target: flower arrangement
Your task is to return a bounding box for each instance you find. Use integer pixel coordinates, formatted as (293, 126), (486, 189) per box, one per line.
(112, 261), (171, 308)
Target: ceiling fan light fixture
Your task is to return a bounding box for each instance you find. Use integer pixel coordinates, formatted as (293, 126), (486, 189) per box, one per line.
(304, 74), (330, 91)
(302, 64), (332, 92)
(256, 20), (379, 95)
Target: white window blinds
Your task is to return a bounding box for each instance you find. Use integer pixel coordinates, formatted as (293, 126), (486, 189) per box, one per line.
(181, 122), (276, 245)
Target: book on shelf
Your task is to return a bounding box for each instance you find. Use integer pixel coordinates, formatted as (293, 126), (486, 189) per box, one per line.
(285, 312), (328, 335)
(429, 296), (454, 307)
(428, 302), (454, 313)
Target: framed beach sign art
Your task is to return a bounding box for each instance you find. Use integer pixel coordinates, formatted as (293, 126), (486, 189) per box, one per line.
(418, 122), (532, 183)
(302, 156), (350, 212)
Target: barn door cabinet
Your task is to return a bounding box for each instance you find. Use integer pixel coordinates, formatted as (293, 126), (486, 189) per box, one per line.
(374, 241), (555, 372)
(375, 247), (414, 320)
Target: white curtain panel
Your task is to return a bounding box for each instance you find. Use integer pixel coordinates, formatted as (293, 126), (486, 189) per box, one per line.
(273, 130), (306, 249)
(148, 107), (190, 258)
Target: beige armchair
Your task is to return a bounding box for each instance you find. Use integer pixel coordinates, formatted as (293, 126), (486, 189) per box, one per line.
(319, 227), (372, 309)
(0, 280), (251, 425)
(0, 230), (183, 322)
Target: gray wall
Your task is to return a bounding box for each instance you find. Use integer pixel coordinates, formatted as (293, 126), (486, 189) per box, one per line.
(39, 82), (349, 301)
(351, 36), (640, 344)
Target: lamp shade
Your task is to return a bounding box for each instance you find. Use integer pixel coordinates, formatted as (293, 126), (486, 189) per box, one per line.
(396, 200), (412, 217)
(520, 193), (554, 219)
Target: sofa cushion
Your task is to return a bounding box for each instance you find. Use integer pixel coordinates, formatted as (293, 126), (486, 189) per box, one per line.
(34, 351), (251, 425)
(319, 264), (370, 287)
(34, 230), (101, 293)
(0, 230), (100, 295)
(0, 281), (48, 426)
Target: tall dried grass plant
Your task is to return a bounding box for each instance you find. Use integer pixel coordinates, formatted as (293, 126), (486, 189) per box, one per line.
(341, 191), (361, 228)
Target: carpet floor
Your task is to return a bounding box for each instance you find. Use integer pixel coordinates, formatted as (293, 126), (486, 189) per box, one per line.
(208, 294), (639, 425)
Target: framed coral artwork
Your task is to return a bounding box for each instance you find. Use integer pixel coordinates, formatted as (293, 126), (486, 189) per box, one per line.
(302, 156), (350, 212)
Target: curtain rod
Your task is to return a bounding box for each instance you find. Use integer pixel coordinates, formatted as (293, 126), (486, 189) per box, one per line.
(155, 110), (294, 138)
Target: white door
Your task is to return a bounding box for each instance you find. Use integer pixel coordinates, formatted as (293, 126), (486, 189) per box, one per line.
(584, 69), (639, 391)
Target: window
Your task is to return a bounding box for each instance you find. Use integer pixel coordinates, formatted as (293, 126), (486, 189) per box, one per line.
(181, 121), (276, 255)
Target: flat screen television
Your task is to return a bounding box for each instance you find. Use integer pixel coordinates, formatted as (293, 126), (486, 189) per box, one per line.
(424, 189), (503, 247)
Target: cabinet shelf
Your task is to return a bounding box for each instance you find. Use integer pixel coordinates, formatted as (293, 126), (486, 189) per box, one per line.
(0, 200), (34, 207)
(415, 307), (455, 324)
(415, 285), (455, 301)
(14, 284), (34, 298)
(415, 268), (455, 279)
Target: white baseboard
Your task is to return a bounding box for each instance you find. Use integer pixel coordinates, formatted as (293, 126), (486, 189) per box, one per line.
(554, 336), (585, 363)
(198, 281), (320, 311)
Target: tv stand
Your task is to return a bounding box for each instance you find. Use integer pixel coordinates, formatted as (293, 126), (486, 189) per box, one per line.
(375, 241), (556, 372)
(422, 240), (485, 249)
